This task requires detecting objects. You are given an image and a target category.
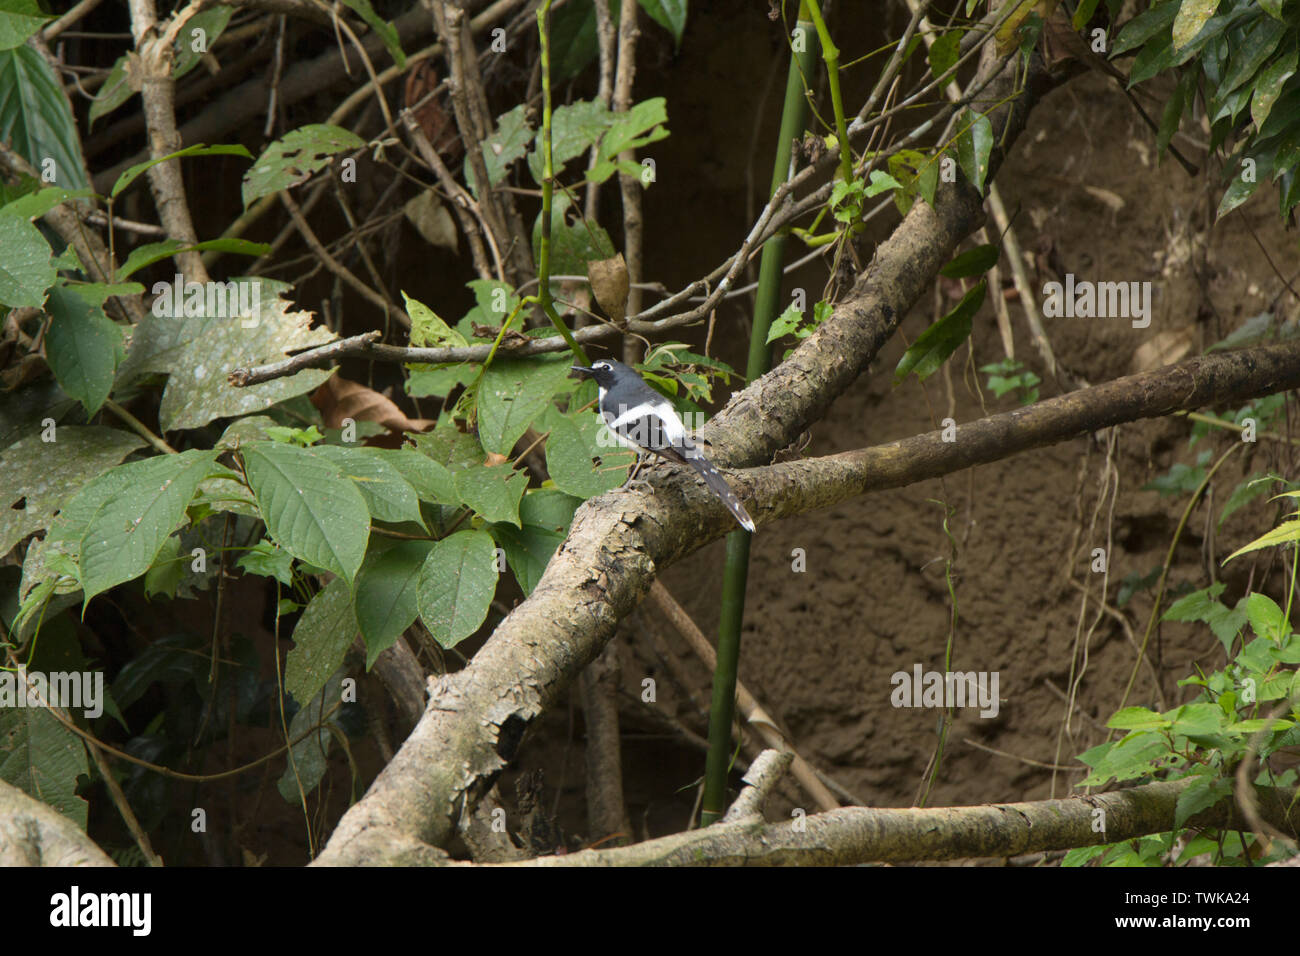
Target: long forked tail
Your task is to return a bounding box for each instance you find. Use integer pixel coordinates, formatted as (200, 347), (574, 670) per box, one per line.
(681, 448), (756, 533)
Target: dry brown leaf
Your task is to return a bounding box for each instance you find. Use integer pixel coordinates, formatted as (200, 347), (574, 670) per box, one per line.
(588, 254), (629, 324)
(311, 376), (434, 434)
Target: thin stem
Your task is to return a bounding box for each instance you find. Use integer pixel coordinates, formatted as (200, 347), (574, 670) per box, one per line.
(536, 0), (589, 365)
(804, 0), (852, 184)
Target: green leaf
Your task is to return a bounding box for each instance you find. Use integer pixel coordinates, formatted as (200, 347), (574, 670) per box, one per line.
(242, 442), (370, 585)
(466, 103), (532, 196)
(864, 169), (902, 197)
(110, 143), (252, 200)
(489, 488), (580, 594)
(0, 0), (50, 51)
(241, 124), (365, 206)
(1106, 706), (1170, 731)
(403, 290), (468, 348)
(956, 110), (993, 193)
(307, 444), (427, 528)
(1219, 16), (1287, 97)
(1071, 0), (1102, 31)
(417, 529), (498, 649)
(236, 539), (295, 586)
(550, 0), (603, 80)
(1161, 583), (1226, 623)
(1172, 0), (1220, 51)
(0, 185), (94, 220)
(116, 237), (269, 279)
(277, 669), (342, 801)
(341, 0), (405, 68)
(0, 211), (53, 307)
(0, 46), (89, 190)
(454, 463), (528, 526)
(528, 99), (611, 183)
(1224, 518), (1300, 563)
(379, 447), (459, 505)
(940, 243), (999, 278)
(894, 279), (984, 384)
(1174, 773), (1231, 828)
(543, 406), (632, 498)
(117, 284), (335, 431)
(586, 97), (670, 183)
(355, 540), (432, 666)
(285, 577), (357, 707)
(765, 302), (804, 344)
(1246, 591), (1288, 642)
(639, 0), (687, 47)
(0, 702), (88, 829)
(1219, 475), (1271, 525)
(531, 192), (616, 281)
(928, 29), (962, 87)
(0, 426), (144, 556)
(43, 285), (123, 416)
(173, 6), (232, 80)
(87, 55), (132, 127)
(78, 450), (216, 606)
(477, 355), (573, 455)
(1251, 49), (1298, 132)
(1111, 1), (1178, 57)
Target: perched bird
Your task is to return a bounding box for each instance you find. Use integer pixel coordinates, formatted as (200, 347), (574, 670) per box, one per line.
(570, 359), (756, 533)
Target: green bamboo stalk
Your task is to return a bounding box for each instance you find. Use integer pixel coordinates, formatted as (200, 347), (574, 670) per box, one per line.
(804, 0), (852, 185)
(537, 0), (589, 365)
(699, 3), (819, 826)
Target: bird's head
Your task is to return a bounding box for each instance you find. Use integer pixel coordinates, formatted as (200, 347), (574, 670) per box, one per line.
(569, 359), (624, 387)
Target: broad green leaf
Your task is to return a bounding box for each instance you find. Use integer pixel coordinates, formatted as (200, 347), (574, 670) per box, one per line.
(0, 426), (144, 555)
(765, 303), (804, 344)
(242, 442), (370, 584)
(1174, 774), (1231, 828)
(341, 0), (405, 68)
(1111, 1), (1178, 56)
(956, 110), (993, 193)
(894, 280), (984, 383)
(377, 447), (459, 504)
(550, 0), (603, 80)
(928, 29), (962, 86)
(0, 186), (93, 220)
(277, 669), (342, 801)
(241, 124), (365, 206)
(543, 406), (631, 498)
(0, 46), (89, 189)
(527, 99), (611, 183)
(236, 539), (295, 585)
(0, 0), (49, 51)
(43, 285), (123, 416)
(1161, 582), (1227, 623)
(285, 577), (357, 707)
(110, 143), (252, 200)
(1246, 591), (1288, 642)
(117, 285), (335, 431)
(1171, 0), (1220, 51)
(0, 701), (88, 828)
(864, 170), (902, 197)
(477, 355), (573, 455)
(1218, 475), (1271, 525)
(306, 444), (426, 528)
(417, 530), (497, 649)
(940, 243), (999, 278)
(454, 463), (528, 526)
(489, 489), (580, 594)
(531, 192), (616, 281)
(413, 418), (487, 473)
(78, 450), (216, 606)
(1219, 17), (1287, 97)
(0, 211), (53, 307)
(466, 103), (531, 195)
(403, 290), (467, 348)
(355, 540), (432, 666)
(639, 0), (687, 47)
(586, 97), (670, 183)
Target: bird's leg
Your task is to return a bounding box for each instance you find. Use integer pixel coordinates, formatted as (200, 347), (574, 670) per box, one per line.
(621, 452), (652, 493)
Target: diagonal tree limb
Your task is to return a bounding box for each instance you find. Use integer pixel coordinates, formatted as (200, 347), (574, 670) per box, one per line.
(312, 44), (1064, 865)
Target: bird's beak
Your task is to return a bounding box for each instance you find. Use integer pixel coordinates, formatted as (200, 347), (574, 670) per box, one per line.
(570, 365), (594, 377)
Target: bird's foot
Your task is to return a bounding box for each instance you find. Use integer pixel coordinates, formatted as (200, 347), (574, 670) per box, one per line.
(621, 476), (653, 495)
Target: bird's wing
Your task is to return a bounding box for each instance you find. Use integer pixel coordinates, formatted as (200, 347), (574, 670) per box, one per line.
(603, 399), (691, 454)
